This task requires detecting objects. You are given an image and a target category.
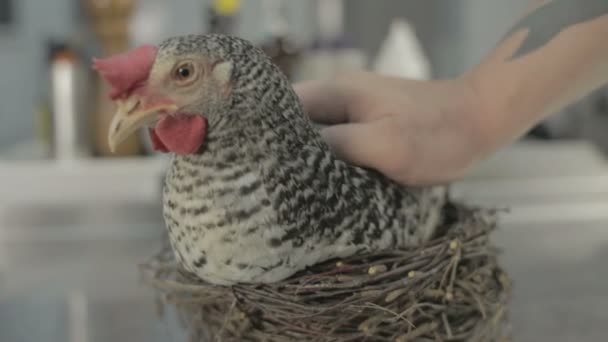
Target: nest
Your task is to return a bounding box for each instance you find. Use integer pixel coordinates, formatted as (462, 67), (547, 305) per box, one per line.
(141, 203), (512, 342)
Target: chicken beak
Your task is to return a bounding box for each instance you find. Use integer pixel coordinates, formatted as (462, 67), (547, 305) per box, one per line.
(108, 97), (178, 152)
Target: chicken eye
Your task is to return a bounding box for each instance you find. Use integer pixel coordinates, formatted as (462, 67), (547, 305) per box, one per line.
(173, 62), (196, 83)
(178, 67), (190, 78)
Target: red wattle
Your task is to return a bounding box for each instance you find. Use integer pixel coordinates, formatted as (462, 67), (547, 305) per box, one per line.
(148, 128), (169, 152)
(149, 114), (207, 155)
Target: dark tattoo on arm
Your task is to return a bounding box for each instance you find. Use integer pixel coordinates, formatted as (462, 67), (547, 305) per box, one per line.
(504, 0), (608, 59)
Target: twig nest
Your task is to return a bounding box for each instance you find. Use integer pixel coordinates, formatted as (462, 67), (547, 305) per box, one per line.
(141, 204), (512, 341)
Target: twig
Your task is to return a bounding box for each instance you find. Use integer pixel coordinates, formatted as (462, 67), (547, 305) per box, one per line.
(215, 298), (236, 342)
(442, 312), (453, 339)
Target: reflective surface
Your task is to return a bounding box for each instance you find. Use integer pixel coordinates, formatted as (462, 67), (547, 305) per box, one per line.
(1, 142), (607, 342)
(0, 201), (187, 342)
(2, 219), (607, 342)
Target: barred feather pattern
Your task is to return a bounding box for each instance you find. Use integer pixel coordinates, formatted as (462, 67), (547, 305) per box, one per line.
(159, 34), (447, 285)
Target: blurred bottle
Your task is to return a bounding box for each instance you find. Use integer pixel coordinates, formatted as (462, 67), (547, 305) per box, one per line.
(259, 0), (301, 80)
(84, 0), (144, 157)
(207, 0), (241, 34)
(294, 0), (365, 82)
(49, 42), (92, 160)
(372, 18), (431, 80)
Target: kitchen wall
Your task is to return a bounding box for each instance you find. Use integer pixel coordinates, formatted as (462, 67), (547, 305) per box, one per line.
(0, 0), (317, 149)
(2, 0), (606, 151)
(0, 0), (78, 148)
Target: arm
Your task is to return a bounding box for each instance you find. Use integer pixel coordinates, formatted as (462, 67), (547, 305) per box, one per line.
(464, 0), (608, 155)
(294, 1), (608, 185)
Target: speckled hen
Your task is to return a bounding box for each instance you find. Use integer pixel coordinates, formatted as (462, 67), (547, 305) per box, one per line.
(94, 34), (448, 285)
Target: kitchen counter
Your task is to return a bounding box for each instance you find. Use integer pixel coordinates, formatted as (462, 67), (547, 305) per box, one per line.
(1, 140), (607, 341)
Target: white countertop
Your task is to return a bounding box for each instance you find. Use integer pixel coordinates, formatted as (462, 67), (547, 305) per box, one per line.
(1, 139), (608, 342)
(2, 139), (608, 224)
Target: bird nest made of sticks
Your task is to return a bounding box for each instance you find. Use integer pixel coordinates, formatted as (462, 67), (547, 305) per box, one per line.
(140, 203), (512, 342)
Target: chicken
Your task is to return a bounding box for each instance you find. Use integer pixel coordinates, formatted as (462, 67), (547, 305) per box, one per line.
(94, 34), (448, 285)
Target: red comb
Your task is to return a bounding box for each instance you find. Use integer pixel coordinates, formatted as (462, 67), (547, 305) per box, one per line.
(92, 45), (158, 99)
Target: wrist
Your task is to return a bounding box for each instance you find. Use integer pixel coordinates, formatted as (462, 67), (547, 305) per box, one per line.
(455, 72), (502, 160)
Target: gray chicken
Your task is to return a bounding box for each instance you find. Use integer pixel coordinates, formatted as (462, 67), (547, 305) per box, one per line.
(94, 34), (447, 285)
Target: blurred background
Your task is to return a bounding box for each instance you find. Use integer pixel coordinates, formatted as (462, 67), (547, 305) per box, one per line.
(0, 0), (607, 341)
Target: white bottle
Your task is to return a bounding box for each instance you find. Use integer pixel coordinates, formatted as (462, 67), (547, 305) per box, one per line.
(373, 18), (431, 80)
(50, 46), (90, 161)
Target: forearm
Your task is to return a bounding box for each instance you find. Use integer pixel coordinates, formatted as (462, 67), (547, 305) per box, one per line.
(464, 0), (608, 152)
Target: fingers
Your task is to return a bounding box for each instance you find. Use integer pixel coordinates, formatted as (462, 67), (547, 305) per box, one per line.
(294, 71), (400, 125)
(293, 80), (351, 124)
(320, 118), (406, 177)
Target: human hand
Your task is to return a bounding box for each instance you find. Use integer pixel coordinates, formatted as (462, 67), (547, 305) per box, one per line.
(294, 71), (489, 186)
